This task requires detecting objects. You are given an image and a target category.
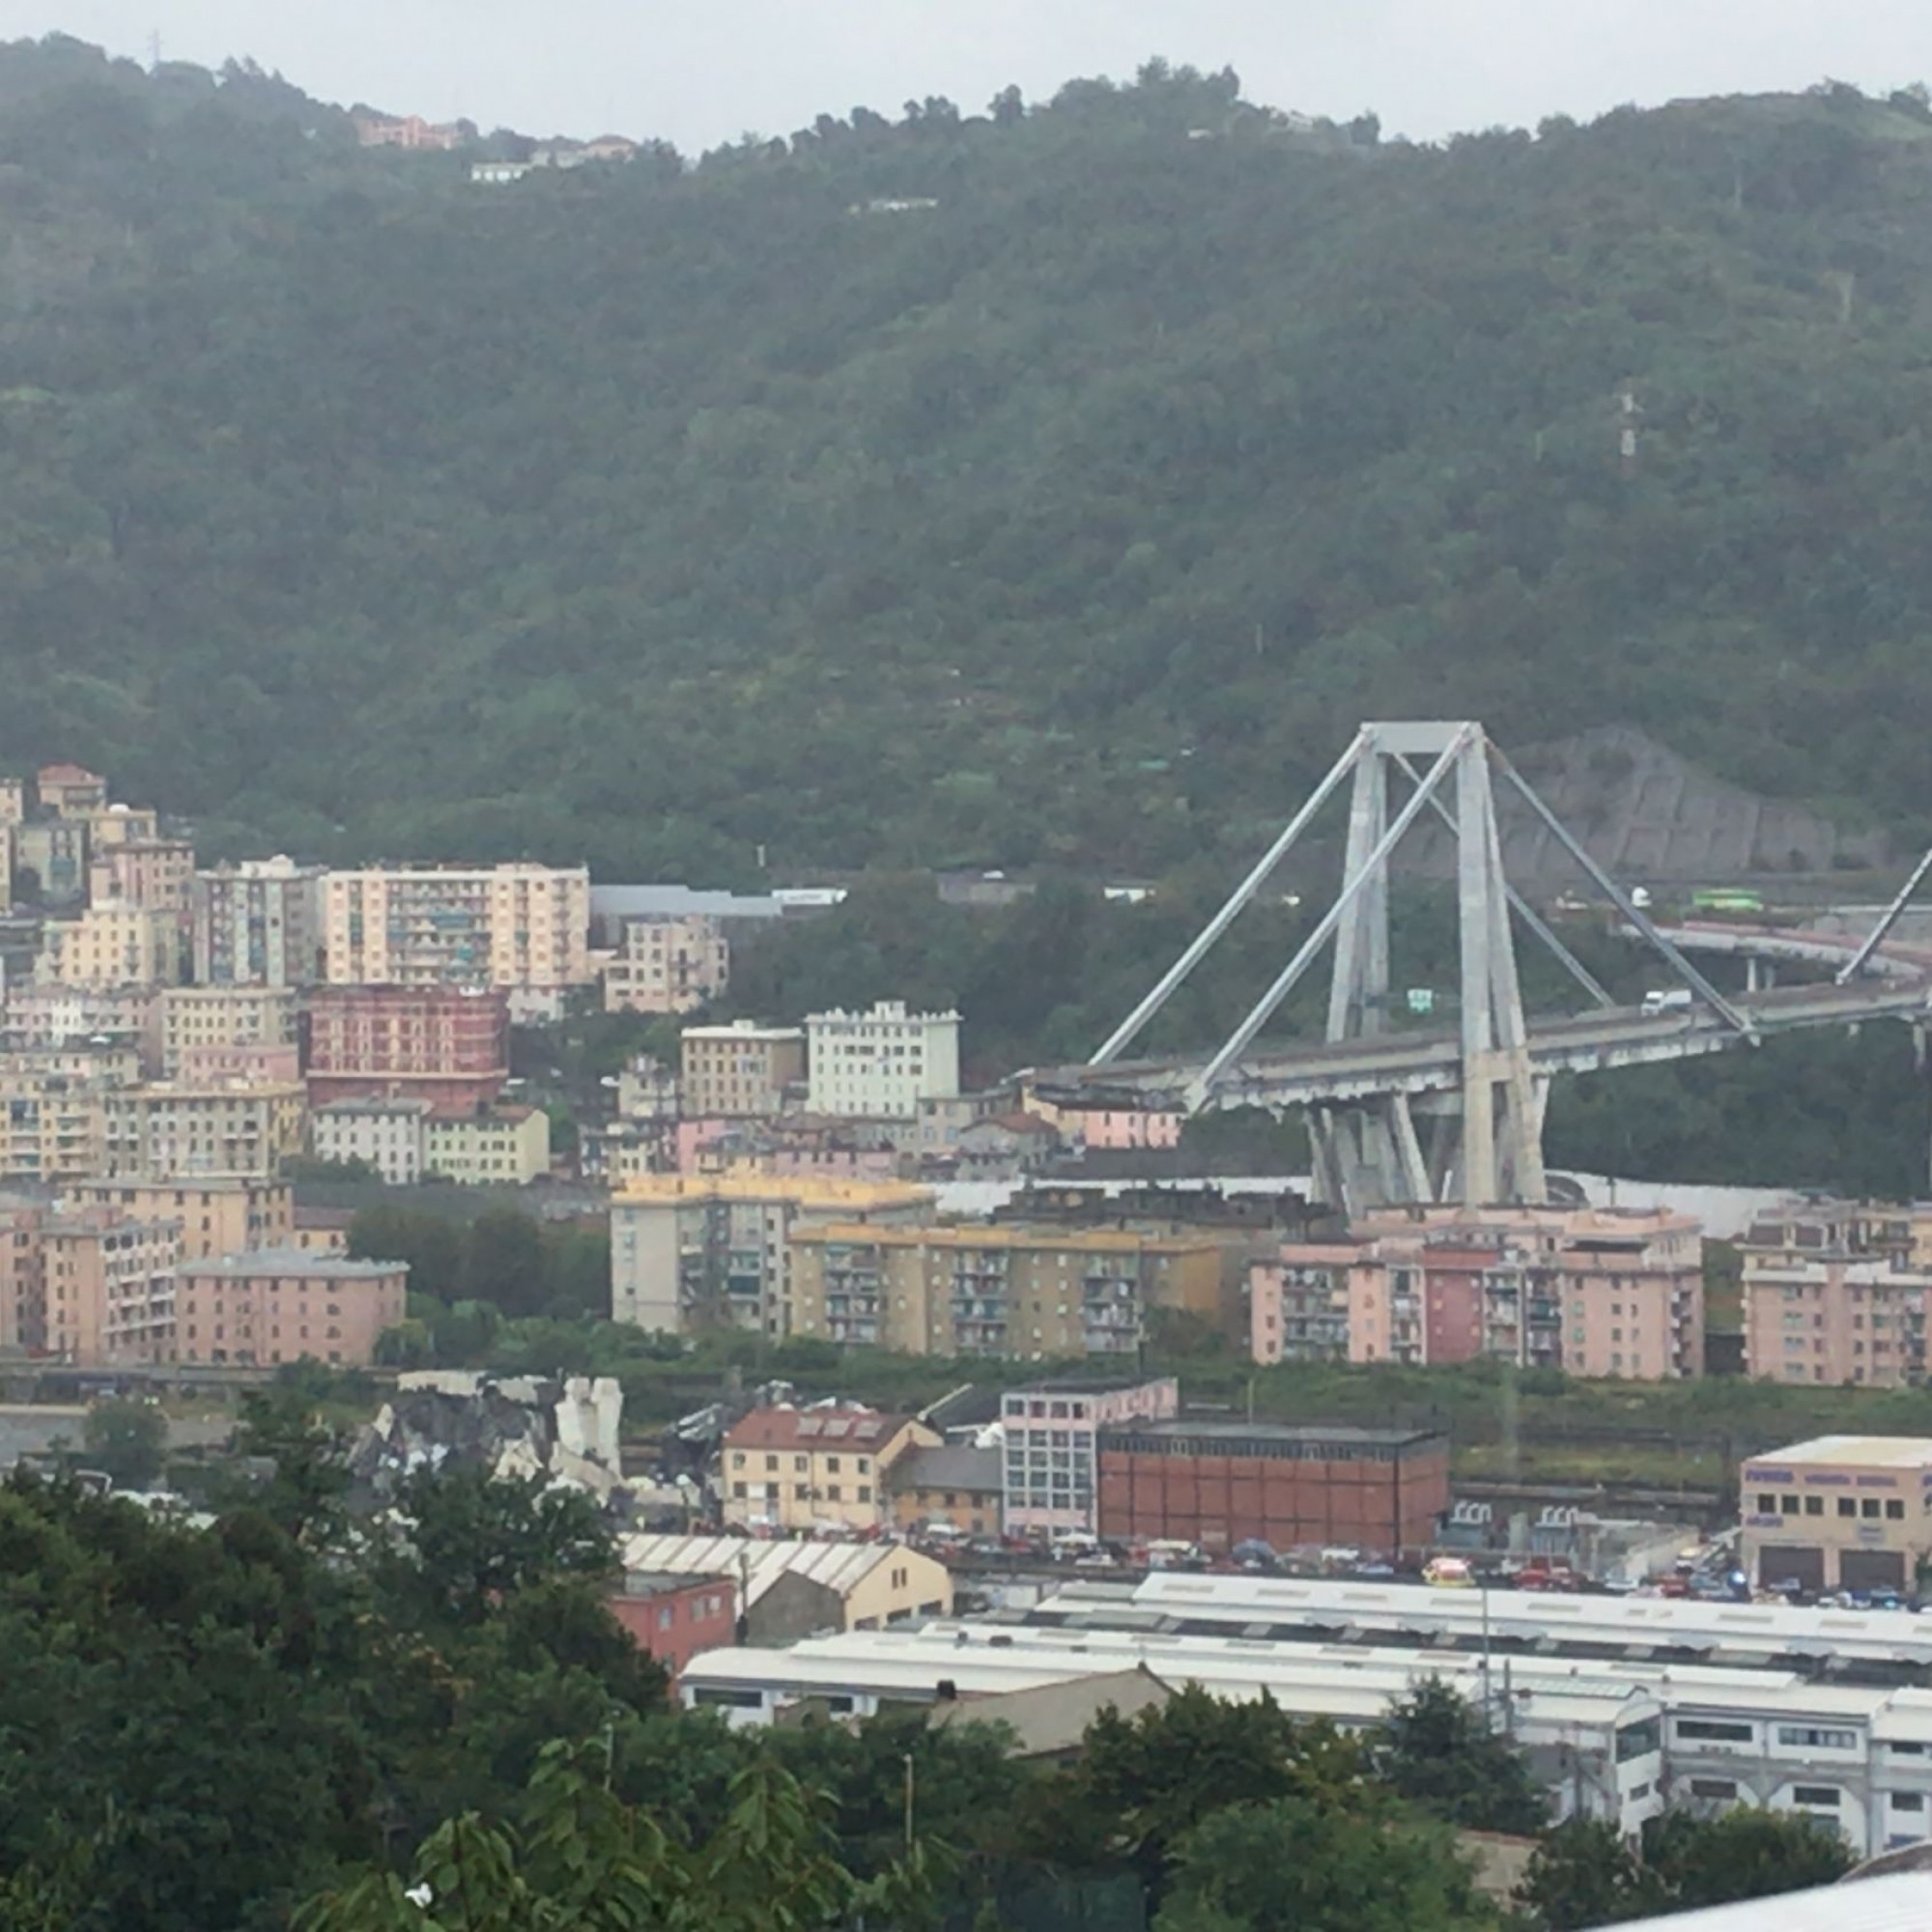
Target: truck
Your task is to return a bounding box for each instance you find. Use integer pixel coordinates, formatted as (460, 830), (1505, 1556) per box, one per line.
(1639, 987), (1694, 1017)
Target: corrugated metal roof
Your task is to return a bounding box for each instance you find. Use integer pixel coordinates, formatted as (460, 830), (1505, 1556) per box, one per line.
(618, 1532), (946, 1610)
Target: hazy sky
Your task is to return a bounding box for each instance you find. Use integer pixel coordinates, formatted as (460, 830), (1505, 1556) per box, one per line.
(14, 0), (1931, 151)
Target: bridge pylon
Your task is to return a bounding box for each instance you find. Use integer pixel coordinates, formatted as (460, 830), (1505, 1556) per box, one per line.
(1089, 720), (1743, 1211)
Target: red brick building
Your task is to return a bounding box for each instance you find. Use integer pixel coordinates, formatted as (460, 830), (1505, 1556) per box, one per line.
(304, 985), (509, 1112)
(1097, 1421), (1449, 1558)
(607, 1572), (736, 1682)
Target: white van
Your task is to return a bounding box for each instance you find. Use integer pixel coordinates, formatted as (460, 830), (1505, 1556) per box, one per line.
(1640, 988), (1694, 1017)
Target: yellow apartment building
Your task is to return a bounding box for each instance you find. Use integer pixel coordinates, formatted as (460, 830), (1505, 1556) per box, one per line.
(423, 1104), (552, 1185)
(101, 1082), (306, 1181)
(35, 905), (182, 990)
(0, 1073), (108, 1184)
(787, 1221), (1249, 1359)
(67, 1178), (294, 1262)
(155, 986), (298, 1077)
(602, 914), (729, 1013)
(721, 1402), (937, 1533)
(87, 839), (194, 910)
(679, 1020), (807, 1118)
(43, 1212), (185, 1366)
(610, 1174), (933, 1336)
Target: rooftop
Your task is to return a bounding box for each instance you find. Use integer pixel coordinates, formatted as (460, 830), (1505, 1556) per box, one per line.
(790, 1221), (1234, 1254)
(617, 1532), (948, 1610)
(682, 1019), (805, 1042)
(619, 1569), (733, 1601)
(725, 1404), (905, 1452)
(1747, 1435), (1932, 1471)
(893, 1443), (1002, 1493)
(313, 1096), (437, 1118)
(174, 1248), (409, 1280)
(613, 1175), (932, 1210)
(1100, 1419), (1446, 1450)
(590, 885), (782, 923)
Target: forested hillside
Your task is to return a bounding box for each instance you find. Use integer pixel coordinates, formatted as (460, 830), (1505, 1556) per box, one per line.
(4, 38), (1932, 879)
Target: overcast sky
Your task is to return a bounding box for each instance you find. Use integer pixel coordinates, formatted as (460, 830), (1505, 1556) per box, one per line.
(13, 0), (1931, 151)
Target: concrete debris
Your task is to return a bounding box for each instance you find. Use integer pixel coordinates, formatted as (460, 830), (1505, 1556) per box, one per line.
(351, 1370), (624, 1500)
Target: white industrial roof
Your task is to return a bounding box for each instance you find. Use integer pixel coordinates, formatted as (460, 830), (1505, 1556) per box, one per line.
(1067, 1574), (1932, 1666)
(1596, 1871), (1932, 1931)
(618, 1533), (944, 1611)
(1745, 1437), (1932, 1471)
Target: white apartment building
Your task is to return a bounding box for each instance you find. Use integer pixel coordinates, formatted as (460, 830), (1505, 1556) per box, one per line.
(321, 864), (591, 992)
(806, 1000), (961, 1119)
(311, 1097), (435, 1184)
(423, 1105), (552, 1185)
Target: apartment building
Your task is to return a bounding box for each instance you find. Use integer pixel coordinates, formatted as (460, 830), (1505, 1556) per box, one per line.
(609, 1174), (933, 1336)
(0, 1199), (45, 1350)
(0, 983), (153, 1049)
(806, 1001), (961, 1119)
(1250, 1206), (1704, 1380)
(155, 986), (298, 1078)
(788, 1222), (1252, 1359)
(11, 819), (88, 907)
(87, 839), (194, 911)
(1021, 1089), (1185, 1151)
(0, 779), (23, 827)
(424, 1104), (551, 1185)
(305, 985), (509, 1112)
(1741, 1200), (1932, 1388)
(311, 1097), (434, 1184)
(43, 1211), (185, 1365)
(602, 914), (728, 1013)
(172, 1251), (409, 1367)
(1742, 1435), (1932, 1595)
(35, 763), (108, 817)
(321, 864), (590, 991)
(191, 858), (325, 986)
(68, 1178), (294, 1261)
(1001, 1377), (1180, 1535)
(680, 1020), (806, 1119)
(34, 904), (181, 989)
(101, 1082), (306, 1181)
(0, 1070), (109, 1182)
(721, 1402), (937, 1533)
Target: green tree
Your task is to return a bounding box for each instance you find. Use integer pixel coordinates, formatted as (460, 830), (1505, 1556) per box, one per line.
(1644, 1806), (1854, 1909)
(1515, 1817), (1664, 1930)
(462, 1210), (549, 1321)
(1153, 1796), (1492, 1932)
(80, 1397), (166, 1490)
(229, 1388), (353, 1545)
(1377, 1678), (1548, 1833)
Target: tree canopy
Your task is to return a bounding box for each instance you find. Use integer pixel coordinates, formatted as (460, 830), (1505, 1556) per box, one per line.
(1, 43), (1931, 880)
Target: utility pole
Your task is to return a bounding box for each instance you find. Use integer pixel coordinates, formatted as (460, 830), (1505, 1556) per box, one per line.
(902, 1751), (916, 1853)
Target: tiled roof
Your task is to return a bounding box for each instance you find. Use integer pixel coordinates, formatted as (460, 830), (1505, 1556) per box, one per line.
(725, 1405), (902, 1452)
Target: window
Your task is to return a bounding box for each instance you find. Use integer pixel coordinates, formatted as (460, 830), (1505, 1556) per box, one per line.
(732, 1483), (747, 1498)
(1616, 1719), (1661, 1761)
(857, 1485), (871, 1503)
(1676, 1719), (1753, 1744)
(1779, 1494), (1800, 1516)
(1893, 1793), (1925, 1813)
(1863, 1498), (1883, 1520)
(1792, 1786), (1840, 1807)
(1804, 1494), (1824, 1517)
(657, 1606), (674, 1631)
(1889, 1499), (1907, 1520)
(1690, 1778), (1738, 1801)
(1778, 1727), (1857, 1751)
(1839, 1498), (1859, 1518)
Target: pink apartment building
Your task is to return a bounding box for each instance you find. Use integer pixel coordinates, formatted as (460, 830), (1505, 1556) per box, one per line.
(1025, 1094), (1184, 1151)
(172, 1251), (409, 1368)
(1742, 1200), (1932, 1387)
(1251, 1207), (1703, 1381)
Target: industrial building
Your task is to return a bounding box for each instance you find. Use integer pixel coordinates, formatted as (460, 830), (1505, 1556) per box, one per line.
(1743, 1437), (1932, 1596)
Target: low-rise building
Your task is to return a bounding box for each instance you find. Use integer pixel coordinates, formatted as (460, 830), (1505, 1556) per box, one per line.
(609, 1174), (933, 1337)
(1742, 1435), (1932, 1596)
(680, 1020), (806, 1119)
(171, 1250), (409, 1367)
(788, 1222), (1252, 1359)
(605, 1573), (736, 1681)
(1097, 1419), (1450, 1558)
(887, 1442), (1004, 1536)
(602, 913), (729, 1013)
(1000, 1377), (1180, 1536)
(311, 1097), (434, 1184)
(101, 1081), (307, 1181)
(155, 986), (298, 1079)
(1022, 1091), (1185, 1151)
(67, 1178), (294, 1260)
(806, 1000), (960, 1119)
(618, 1531), (952, 1639)
(424, 1104), (551, 1185)
(721, 1402), (937, 1534)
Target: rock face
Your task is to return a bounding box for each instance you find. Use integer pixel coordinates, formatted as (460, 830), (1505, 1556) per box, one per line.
(351, 1371), (624, 1499)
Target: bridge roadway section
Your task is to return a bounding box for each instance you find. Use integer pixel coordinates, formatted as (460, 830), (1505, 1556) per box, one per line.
(1051, 925), (1932, 1117)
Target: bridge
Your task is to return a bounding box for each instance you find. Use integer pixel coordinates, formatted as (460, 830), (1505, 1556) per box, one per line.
(1052, 722), (1932, 1210)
